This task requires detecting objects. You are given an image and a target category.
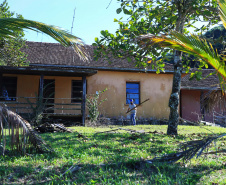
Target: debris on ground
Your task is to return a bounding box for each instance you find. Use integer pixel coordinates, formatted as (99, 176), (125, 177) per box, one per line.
(35, 123), (73, 133)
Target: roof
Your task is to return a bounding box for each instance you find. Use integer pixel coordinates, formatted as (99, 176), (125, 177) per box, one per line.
(181, 69), (220, 90)
(0, 65), (97, 77)
(22, 42), (174, 73)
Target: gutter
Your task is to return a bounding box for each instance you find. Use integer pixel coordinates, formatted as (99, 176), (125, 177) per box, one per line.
(181, 87), (220, 90)
(29, 64), (176, 73)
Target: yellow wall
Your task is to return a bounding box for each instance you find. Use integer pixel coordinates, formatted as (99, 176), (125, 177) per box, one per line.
(2, 74), (82, 114)
(2, 71), (173, 119)
(87, 71), (173, 119)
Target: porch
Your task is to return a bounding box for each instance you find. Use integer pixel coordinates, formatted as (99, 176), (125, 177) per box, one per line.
(0, 65), (97, 125)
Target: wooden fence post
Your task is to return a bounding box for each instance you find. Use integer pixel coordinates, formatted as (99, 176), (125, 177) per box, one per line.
(82, 76), (86, 126)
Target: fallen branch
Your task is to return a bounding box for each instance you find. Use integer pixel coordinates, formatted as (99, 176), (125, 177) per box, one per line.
(179, 117), (200, 126)
(146, 133), (226, 164)
(51, 123), (73, 133)
(0, 105), (54, 155)
(118, 127), (145, 133)
(61, 165), (81, 176)
(95, 128), (120, 134)
(202, 149), (226, 155)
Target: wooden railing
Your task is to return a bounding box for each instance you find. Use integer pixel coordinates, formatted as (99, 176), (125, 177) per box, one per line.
(213, 111), (226, 127)
(0, 96), (82, 116)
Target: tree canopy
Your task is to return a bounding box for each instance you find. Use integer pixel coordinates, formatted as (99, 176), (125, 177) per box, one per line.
(0, 0), (27, 66)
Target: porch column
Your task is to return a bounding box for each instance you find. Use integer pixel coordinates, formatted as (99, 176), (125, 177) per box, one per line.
(0, 73), (2, 97)
(82, 76), (86, 126)
(200, 91), (205, 121)
(39, 74), (44, 99)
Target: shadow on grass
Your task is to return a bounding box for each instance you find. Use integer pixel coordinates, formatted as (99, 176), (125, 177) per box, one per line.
(1, 129), (225, 184)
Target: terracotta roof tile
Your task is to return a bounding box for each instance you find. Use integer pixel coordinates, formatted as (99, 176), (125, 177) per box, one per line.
(181, 69), (220, 90)
(23, 42), (174, 72)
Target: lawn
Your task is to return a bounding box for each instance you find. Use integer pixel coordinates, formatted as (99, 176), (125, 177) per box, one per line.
(0, 125), (226, 185)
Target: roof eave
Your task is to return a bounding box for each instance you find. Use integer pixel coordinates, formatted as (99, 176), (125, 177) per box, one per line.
(29, 64), (176, 73)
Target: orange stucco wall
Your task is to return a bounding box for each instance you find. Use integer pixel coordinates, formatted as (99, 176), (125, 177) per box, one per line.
(2, 74), (82, 114)
(87, 71), (173, 119)
(2, 71), (174, 119)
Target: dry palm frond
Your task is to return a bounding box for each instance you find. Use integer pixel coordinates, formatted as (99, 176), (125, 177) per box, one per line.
(147, 134), (226, 164)
(201, 90), (226, 113)
(0, 105), (54, 155)
(51, 123), (73, 133)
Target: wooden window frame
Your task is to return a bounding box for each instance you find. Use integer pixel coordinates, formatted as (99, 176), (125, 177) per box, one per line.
(0, 76), (17, 101)
(126, 82), (140, 104)
(71, 80), (83, 103)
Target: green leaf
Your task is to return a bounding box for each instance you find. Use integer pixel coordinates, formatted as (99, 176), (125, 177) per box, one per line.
(127, 57), (132, 62)
(123, 8), (131, 15)
(116, 8), (122, 14)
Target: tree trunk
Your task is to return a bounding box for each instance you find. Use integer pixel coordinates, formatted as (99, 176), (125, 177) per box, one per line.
(167, 1), (184, 135)
(167, 50), (183, 135)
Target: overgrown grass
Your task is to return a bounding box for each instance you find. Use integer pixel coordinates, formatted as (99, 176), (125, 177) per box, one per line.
(0, 125), (226, 184)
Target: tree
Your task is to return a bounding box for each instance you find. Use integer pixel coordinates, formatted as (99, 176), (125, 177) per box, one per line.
(204, 24), (226, 53)
(0, 0), (27, 66)
(0, 1), (88, 62)
(93, 0), (220, 135)
(139, 0), (226, 163)
(138, 0), (226, 89)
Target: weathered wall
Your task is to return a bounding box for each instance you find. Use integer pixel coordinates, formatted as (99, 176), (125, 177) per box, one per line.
(3, 71), (174, 119)
(87, 71), (173, 119)
(2, 74), (82, 114)
(181, 89), (201, 122)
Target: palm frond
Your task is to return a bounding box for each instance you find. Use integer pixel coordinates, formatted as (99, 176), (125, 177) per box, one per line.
(147, 134), (226, 164)
(0, 105), (54, 155)
(218, 0), (226, 28)
(0, 18), (89, 61)
(138, 33), (226, 82)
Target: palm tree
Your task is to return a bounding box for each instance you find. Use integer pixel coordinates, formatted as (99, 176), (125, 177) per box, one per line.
(0, 18), (88, 61)
(138, 0), (226, 163)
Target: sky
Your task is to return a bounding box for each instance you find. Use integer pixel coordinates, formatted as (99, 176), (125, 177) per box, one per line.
(7, 0), (123, 45)
(6, 0), (218, 46)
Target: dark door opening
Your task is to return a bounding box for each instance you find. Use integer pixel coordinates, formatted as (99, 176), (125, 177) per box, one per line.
(43, 79), (55, 113)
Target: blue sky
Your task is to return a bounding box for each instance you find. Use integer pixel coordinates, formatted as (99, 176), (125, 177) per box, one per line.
(6, 0), (217, 45)
(7, 0), (123, 45)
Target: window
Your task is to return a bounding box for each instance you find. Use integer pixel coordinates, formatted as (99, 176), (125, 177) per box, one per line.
(1, 77), (17, 101)
(126, 82), (140, 104)
(71, 80), (83, 103)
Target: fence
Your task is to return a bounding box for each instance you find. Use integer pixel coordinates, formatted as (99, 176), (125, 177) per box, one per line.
(0, 96), (82, 116)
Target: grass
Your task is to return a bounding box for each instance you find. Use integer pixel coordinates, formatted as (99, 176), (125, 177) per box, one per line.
(0, 125), (226, 184)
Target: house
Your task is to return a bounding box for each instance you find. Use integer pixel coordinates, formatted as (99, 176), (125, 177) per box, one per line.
(0, 41), (224, 125)
(181, 69), (226, 123)
(0, 41), (177, 125)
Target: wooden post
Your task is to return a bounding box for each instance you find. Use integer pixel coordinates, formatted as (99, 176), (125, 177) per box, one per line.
(0, 73), (3, 97)
(39, 74), (44, 100)
(200, 90), (205, 121)
(82, 76), (86, 126)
